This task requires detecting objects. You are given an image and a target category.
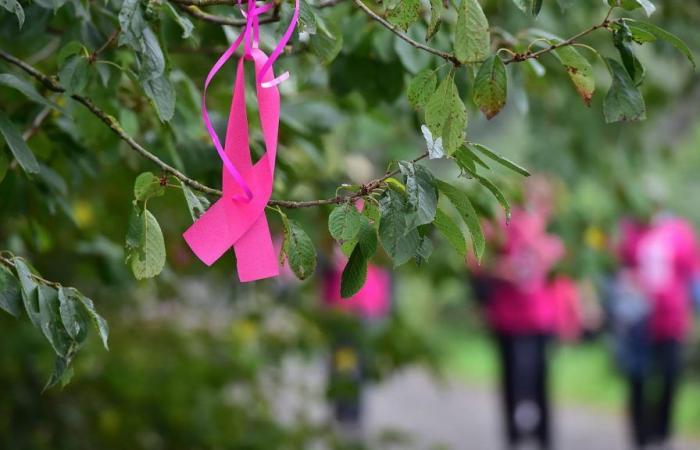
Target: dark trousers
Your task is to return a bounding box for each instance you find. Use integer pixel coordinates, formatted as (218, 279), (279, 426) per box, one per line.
(496, 333), (551, 450)
(628, 340), (683, 449)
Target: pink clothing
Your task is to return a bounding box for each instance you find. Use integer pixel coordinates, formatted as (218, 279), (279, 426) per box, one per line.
(486, 281), (557, 335)
(618, 216), (699, 341)
(549, 277), (582, 342)
(323, 261), (391, 320)
(480, 208), (565, 335)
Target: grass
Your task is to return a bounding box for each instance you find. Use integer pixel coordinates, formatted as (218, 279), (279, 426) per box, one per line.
(437, 327), (700, 437)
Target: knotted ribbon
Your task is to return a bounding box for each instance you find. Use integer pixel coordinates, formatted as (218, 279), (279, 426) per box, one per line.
(183, 0), (299, 282)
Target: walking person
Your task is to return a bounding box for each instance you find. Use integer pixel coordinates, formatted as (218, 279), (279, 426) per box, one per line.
(612, 213), (700, 450)
(471, 179), (566, 450)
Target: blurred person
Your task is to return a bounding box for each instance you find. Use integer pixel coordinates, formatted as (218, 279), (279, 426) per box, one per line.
(321, 249), (392, 440)
(611, 212), (700, 450)
(471, 177), (567, 450)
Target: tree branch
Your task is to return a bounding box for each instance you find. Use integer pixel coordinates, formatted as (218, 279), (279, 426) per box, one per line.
(0, 254), (63, 289)
(353, 0), (461, 65)
(0, 49), (426, 209)
(0, 48), (221, 196)
(174, 0), (344, 27)
(503, 15), (613, 65)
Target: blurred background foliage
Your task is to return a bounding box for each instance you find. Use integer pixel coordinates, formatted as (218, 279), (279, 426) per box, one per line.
(1, 0), (700, 448)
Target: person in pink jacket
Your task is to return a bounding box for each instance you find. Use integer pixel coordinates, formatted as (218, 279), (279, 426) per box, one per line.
(471, 181), (566, 450)
(615, 214), (700, 449)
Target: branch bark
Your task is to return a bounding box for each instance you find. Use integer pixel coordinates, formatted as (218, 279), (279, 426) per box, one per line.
(0, 49), (426, 209)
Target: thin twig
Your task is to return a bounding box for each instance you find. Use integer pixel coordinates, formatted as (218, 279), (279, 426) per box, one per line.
(0, 255), (63, 289)
(177, 4), (278, 26)
(22, 106), (52, 141)
(89, 28), (120, 63)
(353, 0), (461, 65)
(0, 48), (221, 196)
(174, 0), (343, 26)
(504, 14), (614, 65)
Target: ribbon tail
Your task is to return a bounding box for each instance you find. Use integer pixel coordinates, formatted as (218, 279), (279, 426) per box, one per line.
(183, 199), (234, 266)
(234, 214), (279, 282)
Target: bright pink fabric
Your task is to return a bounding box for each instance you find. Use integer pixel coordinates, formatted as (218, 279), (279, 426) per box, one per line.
(323, 259), (391, 320)
(183, 49), (280, 281)
(481, 208), (565, 334)
(549, 276), (582, 342)
(618, 216), (700, 340)
(183, 0), (299, 282)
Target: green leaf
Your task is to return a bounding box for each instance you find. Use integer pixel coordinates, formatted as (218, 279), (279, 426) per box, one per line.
(511, 0), (543, 16)
(298, 0), (317, 35)
(340, 246), (368, 298)
(378, 190), (420, 267)
(613, 24), (645, 85)
(75, 291), (109, 350)
(164, 3), (194, 39)
(475, 174), (511, 220)
(468, 143), (530, 176)
(57, 287), (89, 344)
(362, 200), (381, 226)
(433, 207), (467, 256)
(126, 209), (166, 280)
(473, 55), (508, 119)
(13, 257), (41, 328)
(425, 76), (467, 155)
(608, 0), (655, 17)
(387, 0), (421, 32)
(552, 45), (595, 106)
(0, 110), (40, 175)
(180, 180), (210, 221)
(133, 172), (165, 202)
(328, 203), (362, 242)
(624, 19), (696, 69)
(38, 285), (76, 358)
(282, 220), (317, 280)
(0, 74), (64, 112)
(356, 217), (378, 258)
(118, 0), (175, 123)
(603, 58), (646, 123)
(125, 204), (145, 250)
(44, 356), (74, 391)
(407, 68), (437, 110)
(454, 0), (490, 64)
(0, 265), (22, 317)
(309, 17), (343, 64)
(58, 55), (90, 96)
(436, 180), (485, 260)
(415, 235), (434, 265)
(142, 74), (175, 123)
(427, 0), (443, 41)
(0, 0), (24, 27)
(399, 161), (438, 227)
(453, 145), (477, 176)
(57, 41), (86, 67)
(118, 0), (146, 48)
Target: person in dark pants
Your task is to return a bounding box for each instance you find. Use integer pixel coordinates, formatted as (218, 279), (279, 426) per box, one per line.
(628, 341), (683, 448)
(496, 333), (551, 449)
(471, 196), (566, 450)
(614, 215), (700, 449)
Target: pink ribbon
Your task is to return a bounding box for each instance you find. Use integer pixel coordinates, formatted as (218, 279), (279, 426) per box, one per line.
(183, 0), (299, 282)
